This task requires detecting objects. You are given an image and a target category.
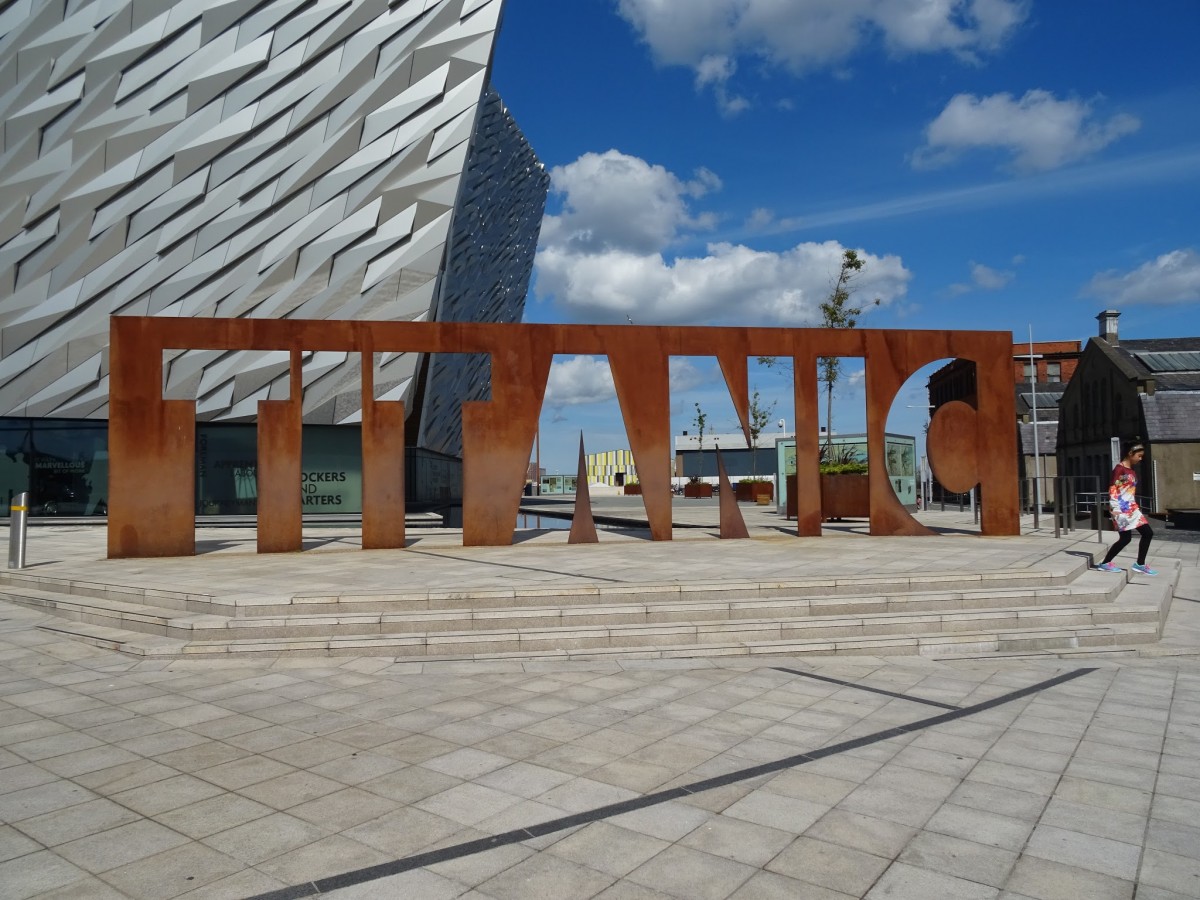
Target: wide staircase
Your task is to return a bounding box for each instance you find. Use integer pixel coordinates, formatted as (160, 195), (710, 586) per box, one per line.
(0, 551), (1179, 661)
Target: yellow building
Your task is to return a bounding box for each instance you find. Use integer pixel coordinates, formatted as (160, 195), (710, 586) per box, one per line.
(585, 449), (637, 486)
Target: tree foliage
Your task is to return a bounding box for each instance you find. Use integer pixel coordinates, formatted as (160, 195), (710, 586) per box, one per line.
(746, 389), (776, 478)
(756, 249), (879, 446)
(691, 402), (708, 481)
(819, 250), (877, 447)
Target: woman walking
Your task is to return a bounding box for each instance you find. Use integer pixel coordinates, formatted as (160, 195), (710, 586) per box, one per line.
(1095, 441), (1156, 575)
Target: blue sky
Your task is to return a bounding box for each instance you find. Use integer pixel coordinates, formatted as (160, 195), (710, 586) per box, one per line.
(489, 0), (1200, 474)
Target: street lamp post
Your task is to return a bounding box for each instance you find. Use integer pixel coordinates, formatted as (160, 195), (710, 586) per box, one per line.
(907, 404), (934, 510)
(1017, 328), (1044, 529)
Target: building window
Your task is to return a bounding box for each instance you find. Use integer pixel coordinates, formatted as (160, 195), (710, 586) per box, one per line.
(1022, 363), (1035, 378)
(1046, 362), (1060, 380)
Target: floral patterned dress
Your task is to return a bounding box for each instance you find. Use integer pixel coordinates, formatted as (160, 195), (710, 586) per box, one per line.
(1109, 463), (1146, 532)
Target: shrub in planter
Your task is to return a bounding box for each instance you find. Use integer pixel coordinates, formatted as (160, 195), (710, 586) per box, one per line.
(735, 480), (773, 502)
(820, 471), (869, 518)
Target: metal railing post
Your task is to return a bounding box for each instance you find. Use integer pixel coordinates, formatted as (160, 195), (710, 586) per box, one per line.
(8, 491), (28, 569)
(1053, 478), (1061, 539)
(1031, 476), (1039, 530)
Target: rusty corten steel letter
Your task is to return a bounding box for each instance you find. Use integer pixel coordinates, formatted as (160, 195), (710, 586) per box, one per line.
(568, 433), (598, 545)
(107, 317), (1018, 559)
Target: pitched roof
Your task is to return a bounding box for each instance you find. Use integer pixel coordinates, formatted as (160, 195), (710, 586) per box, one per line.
(1019, 421), (1059, 455)
(1140, 392), (1200, 442)
(1017, 390), (1064, 410)
(1112, 338), (1200, 391)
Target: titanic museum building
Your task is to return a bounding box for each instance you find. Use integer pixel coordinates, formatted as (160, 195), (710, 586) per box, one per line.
(0, 0), (548, 516)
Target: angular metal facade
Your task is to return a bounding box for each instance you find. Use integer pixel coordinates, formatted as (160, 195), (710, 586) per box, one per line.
(0, 0), (547, 444)
(418, 86), (549, 457)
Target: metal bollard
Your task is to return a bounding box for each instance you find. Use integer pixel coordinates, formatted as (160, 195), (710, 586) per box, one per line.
(8, 491), (28, 569)
(1053, 479), (1061, 539)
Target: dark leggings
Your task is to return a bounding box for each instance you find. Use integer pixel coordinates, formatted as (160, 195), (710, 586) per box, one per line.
(1103, 523), (1153, 566)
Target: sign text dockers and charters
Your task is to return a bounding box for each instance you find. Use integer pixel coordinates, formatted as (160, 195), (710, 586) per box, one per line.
(302, 470), (345, 506)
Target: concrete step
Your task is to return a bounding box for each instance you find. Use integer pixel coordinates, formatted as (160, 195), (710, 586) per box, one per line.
(174, 604), (1165, 655)
(0, 586), (224, 636)
(15, 555), (1180, 662)
(240, 567), (1092, 616)
(0, 556), (1095, 618)
(1, 580), (1122, 642)
(32, 618), (1159, 661)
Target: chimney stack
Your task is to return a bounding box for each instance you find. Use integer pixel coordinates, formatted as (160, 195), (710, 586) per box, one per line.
(1097, 309), (1120, 345)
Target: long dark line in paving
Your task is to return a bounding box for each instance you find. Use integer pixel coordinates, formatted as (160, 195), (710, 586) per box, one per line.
(772, 666), (962, 710)
(247, 667), (1096, 900)
(404, 548), (628, 583)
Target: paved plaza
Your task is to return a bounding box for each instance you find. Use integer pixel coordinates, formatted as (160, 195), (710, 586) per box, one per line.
(0, 508), (1197, 899)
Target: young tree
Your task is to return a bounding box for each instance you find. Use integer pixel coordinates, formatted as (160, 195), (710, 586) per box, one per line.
(758, 249), (878, 447)
(819, 249), (875, 449)
(746, 389), (776, 478)
(692, 402), (708, 480)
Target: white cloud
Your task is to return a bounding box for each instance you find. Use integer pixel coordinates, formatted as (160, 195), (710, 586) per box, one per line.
(544, 356), (614, 407)
(744, 208), (777, 231)
(970, 262), (1012, 290)
(668, 357), (711, 393)
(616, 0), (1028, 108)
(948, 260), (1015, 294)
(540, 151), (719, 255)
(543, 355), (717, 409)
(914, 90), (1140, 172)
(536, 151), (911, 325)
(1083, 249), (1200, 306)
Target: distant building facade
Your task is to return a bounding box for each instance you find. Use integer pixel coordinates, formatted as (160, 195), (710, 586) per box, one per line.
(1057, 310), (1200, 514)
(586, 449), (638, 487)
(674, 431), (792, 484)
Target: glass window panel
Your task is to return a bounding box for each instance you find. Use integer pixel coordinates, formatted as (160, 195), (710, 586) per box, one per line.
(301, 426), (362, 514)
(28, 421), (108, 516)
(0, 420), (33, 513)
(196, 425), (257, 515)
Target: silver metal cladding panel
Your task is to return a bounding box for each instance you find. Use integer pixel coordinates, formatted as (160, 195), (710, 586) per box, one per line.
(0, 0), (547, 433)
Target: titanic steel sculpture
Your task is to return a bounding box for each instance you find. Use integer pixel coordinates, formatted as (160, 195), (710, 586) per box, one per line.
(107, 316), (1018, 558)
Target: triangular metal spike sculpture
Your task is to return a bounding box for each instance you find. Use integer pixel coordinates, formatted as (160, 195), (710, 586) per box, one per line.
(716, 346), (752, 445)
(569, 432), (599, 544)
(716, 446), (749, 540)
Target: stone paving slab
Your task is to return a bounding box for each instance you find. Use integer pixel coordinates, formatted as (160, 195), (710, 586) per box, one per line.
(0, 511), (1196, 899)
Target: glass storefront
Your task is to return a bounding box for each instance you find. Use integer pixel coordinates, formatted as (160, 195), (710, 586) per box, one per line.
(195, 423), (368, 515)
(0, 420), (108, 515)
(0, 420), (33, 514)
(0, 418), (461, 516)
(540, 474), (578, 494)
(196, 425), (258, 515)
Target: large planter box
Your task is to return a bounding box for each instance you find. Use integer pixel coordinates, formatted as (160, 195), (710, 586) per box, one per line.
(683, 483), (713, 498)
(623, 484), (642, 495)
(820, 473), (869, 519)
(735, 482), (773, 502)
